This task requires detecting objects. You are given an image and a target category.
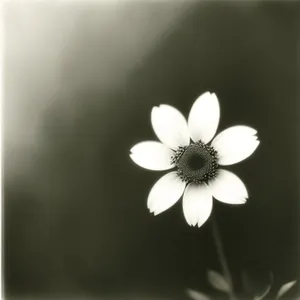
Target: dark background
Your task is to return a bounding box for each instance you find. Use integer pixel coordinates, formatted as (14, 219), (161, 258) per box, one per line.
(3, 1), (300, 299)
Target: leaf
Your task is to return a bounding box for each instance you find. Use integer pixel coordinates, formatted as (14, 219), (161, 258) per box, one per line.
(254, 272), (274, 300)
(242, 270), (253, 294)
(254, 284), (271, 300)
(207, 270), (231, 293)
(186, 289), (211, 300)
(276, 281), (297, 299)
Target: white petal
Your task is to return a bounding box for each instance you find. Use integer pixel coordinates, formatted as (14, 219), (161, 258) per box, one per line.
(130, 141), (175, 171)
(208, 169), (248, 204)
(147, 171), (185, 215)
(211, 125), (259, 165)
(188, 92), (220, 144)
(151, 104), (190, 150)
(182, 183), (213, 227)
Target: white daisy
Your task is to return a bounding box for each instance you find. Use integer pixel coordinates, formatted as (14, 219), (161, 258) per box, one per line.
(130, 92), (260, 228)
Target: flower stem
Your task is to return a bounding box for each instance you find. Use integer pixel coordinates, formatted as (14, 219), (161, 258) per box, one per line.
(211, 215), (237, 300)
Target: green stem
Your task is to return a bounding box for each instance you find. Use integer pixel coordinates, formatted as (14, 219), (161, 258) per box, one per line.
(211, 215), (237, 300)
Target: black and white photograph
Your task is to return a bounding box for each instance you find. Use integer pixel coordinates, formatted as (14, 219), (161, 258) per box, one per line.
(2, 1), (300, 299)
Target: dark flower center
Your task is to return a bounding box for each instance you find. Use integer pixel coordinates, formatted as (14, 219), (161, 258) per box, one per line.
(187, 154), (206, 170)
(171, 141), (219, 184)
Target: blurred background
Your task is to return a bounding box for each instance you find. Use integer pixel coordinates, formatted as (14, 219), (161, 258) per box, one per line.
(3, 1), (300, 299)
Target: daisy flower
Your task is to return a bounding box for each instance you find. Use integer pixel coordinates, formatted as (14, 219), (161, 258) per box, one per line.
(130, 92), (259, 227)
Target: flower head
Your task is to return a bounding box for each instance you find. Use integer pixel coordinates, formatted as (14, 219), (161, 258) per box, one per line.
(130, 92), (260, 227)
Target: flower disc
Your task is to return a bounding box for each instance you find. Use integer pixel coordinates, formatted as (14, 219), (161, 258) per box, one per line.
(172, 141), (219, 184)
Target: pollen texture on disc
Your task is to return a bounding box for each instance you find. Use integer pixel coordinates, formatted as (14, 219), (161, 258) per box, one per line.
(171, 141), (219, 184)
